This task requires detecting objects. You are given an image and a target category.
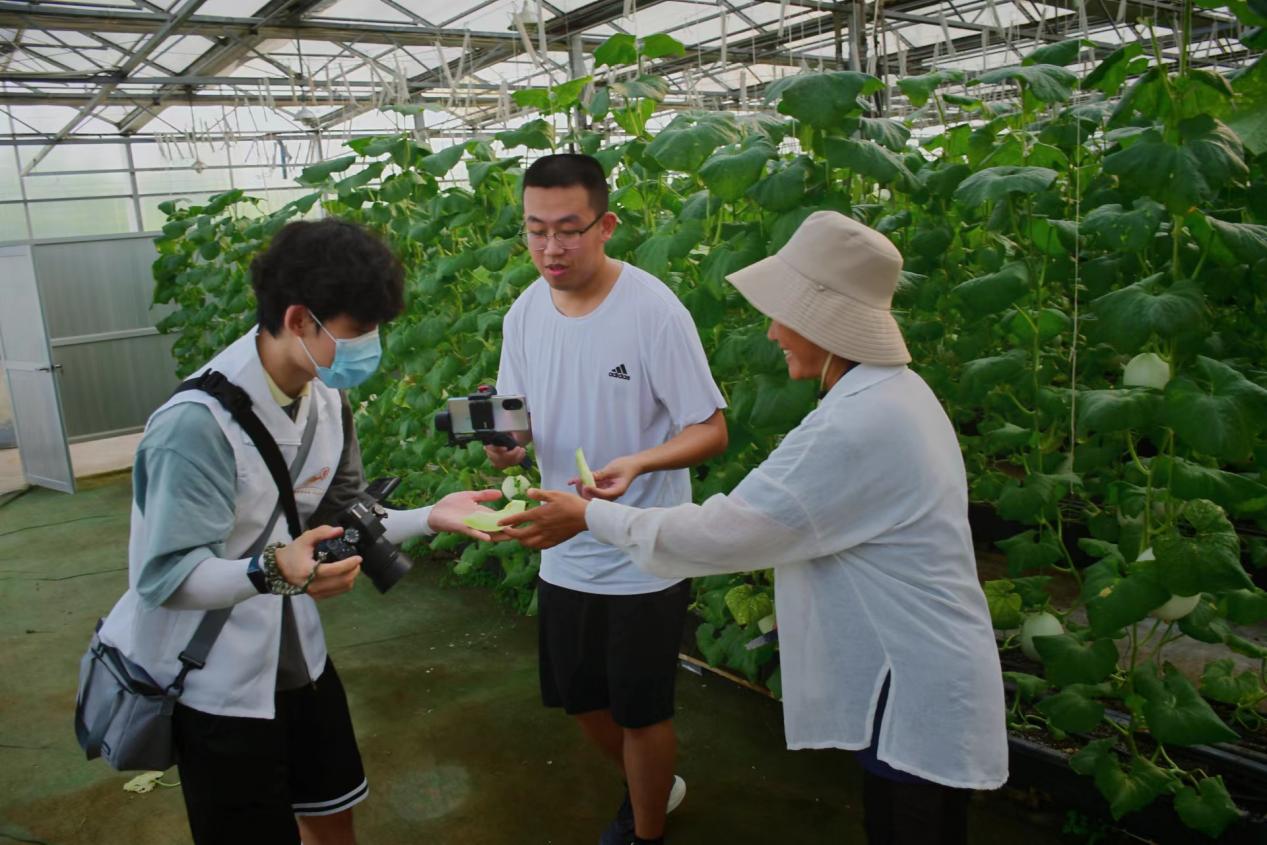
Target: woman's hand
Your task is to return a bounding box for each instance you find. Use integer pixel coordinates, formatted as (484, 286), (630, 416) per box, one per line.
(498, 488), (589, 549)
(427, 488), (507, 541)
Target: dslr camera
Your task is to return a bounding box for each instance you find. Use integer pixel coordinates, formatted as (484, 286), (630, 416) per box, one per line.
(314, 477), (413, 593)
(435, 385), (533, 469)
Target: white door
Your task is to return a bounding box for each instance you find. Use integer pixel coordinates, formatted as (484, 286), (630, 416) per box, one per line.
(0, 244), (75, 493)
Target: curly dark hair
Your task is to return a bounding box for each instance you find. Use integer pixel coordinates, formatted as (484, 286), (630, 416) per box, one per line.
(250, 218), (405, 336)
(522, 153), (609, 215)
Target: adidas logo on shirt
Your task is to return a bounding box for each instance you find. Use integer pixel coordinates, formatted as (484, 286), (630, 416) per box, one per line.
(608, 363), (631, 380)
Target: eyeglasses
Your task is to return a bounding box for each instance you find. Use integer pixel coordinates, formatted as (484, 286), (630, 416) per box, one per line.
(520, 216), (602, 251)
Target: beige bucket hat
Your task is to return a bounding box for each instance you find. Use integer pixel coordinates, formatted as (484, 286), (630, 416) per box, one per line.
(726, 210), (911, 366)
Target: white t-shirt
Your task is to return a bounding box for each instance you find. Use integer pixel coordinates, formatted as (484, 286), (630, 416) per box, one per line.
(497, 262), (726, 594)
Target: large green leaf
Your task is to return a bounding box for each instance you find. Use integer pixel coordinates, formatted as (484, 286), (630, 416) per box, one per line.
(978, 64), (1078, 102)
(952, 261), (1029, 315)
(764, 71), (883, 129)
(1150, 456), (1267, 516)
(644, 121), (735, 172)
(495, 119), (554, 150)
(639, 33), (686, 59)
(419, 144), (465, 177)
(1089, 274), (1207, 353)
(594, 33), (637, 68)
(996, 530), (1065, 574)
(550, 76), (592, 113)
(953, 166), (1058, 207)
(1219, 589), (1267, 624)
(856, 117), (911, 151)
(1083, 43), (1145, 97)
(1076, 388), (1164, 435)
(824, 137), (913, 184)
(1086, 570), (1170, 638)
(1164, 356), (1267, 460)
(1224, 54), (1267, 154)
(1203, 216), (1267, 263)
(959, 349), (1028, 400)
(511, 88), (551, 111)
(746, 156), (812, 212)
(1201, 658), (1267, 706)
(1102, 116), (1249, 212)
(699, 143), (775, 201)
(997, 473), (1076, 525)
(1174, 777), (1244, 839)
(1023, 38), (1087, 68)
(1092, 752), (1176, 820)
(1034, 634), (1119, 687)
(724, 583), (774, 626)
(1037, 685), (1106, 733)
(984, 580), (1024, 628)
(611, 75), (669, 102)
(1132, 662), (1239, 746)
(298, 154), (357, 185)
(1080, 199), (1165, 252)
(897, 69), (966, 107)
(1153, 499), (1253, 594)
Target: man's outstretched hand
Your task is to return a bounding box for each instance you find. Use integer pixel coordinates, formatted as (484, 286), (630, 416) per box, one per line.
(427, 489), (507, 542)
(498, 488), (589, 549)
(570, 455), (641, 501)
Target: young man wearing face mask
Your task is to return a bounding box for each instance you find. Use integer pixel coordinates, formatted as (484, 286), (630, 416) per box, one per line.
(485, 154), (728, 845)
(95, 219), (498, 845)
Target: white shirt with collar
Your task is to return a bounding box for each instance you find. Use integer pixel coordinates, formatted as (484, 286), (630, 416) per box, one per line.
(586, 364), (1009, 789)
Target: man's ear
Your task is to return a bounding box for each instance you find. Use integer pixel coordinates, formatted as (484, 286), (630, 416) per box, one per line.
(599, 211), (619, 242)
(281, 304), (311, 337)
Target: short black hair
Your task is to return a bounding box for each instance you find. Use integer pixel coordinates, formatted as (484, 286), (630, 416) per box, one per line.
(251, 218), (405, 336)
(522, 153), (609, 215)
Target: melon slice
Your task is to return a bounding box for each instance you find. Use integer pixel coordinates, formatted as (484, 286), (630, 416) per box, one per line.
(463, 499), (529, 533)
(576, 447), (596, 488)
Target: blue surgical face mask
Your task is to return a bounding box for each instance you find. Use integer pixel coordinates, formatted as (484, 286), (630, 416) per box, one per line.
(299, 311), (381, 389)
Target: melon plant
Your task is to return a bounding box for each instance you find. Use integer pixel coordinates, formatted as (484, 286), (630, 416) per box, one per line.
(152, 25), (1267, 837)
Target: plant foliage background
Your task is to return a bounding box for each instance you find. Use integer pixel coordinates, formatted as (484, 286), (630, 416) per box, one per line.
(151, 15), (1267, 837)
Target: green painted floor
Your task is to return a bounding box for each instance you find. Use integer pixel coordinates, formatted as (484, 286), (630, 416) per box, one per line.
(1, 475), (1100, 845)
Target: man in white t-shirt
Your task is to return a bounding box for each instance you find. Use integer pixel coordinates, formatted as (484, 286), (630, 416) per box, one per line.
(486, 154), (727, 845)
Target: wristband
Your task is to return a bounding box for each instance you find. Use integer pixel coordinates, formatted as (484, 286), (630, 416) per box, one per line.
(261, 542), (319, 596)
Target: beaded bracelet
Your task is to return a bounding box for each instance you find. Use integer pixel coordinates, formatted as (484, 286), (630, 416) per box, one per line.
(261, 542), (320, 595)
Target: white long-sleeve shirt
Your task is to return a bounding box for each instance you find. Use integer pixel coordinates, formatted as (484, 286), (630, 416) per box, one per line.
(586, 364), (1008, 790)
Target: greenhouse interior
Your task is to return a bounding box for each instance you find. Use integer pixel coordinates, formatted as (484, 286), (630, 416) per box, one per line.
(0, 0), (1265, 843)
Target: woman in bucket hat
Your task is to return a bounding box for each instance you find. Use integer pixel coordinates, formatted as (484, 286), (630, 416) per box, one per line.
(500, 211), (1007, 844)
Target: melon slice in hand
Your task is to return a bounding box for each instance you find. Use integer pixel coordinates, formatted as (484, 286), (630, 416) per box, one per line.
(576, 447), (596, 488)
(463, 499), (528, 533)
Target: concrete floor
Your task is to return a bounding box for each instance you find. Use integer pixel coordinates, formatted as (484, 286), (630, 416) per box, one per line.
(0, 474), (1100, 845)
(0, 431), (144, 496)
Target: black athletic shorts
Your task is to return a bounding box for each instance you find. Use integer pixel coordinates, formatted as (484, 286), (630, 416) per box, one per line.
(172, 658), (367, 845)
(537, 578), (691, 729)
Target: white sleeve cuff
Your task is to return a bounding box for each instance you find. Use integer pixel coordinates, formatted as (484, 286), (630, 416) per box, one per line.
(381, 505), (435, 545)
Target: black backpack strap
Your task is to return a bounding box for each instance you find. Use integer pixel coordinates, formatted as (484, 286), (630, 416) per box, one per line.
(175, 370), (302, 538)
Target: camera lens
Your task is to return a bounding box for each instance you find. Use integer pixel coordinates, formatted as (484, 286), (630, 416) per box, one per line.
(502, 398), (523, 411)
(435, 411), (452, 433)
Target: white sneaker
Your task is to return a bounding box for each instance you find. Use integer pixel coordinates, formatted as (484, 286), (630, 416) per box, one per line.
(666, 775), (686, 814)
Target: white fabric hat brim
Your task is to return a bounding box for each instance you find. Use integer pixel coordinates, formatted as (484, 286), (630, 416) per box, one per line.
(727, 253), (911, 366)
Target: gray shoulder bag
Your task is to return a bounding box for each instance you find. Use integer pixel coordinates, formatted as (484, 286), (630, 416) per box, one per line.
(73, 370), (317, 771)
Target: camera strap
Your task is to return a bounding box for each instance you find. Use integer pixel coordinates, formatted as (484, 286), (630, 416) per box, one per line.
(169, 369), (319, 682)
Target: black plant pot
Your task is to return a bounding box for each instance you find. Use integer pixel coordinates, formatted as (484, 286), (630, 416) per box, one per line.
(1007, 733), (1267, 844)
